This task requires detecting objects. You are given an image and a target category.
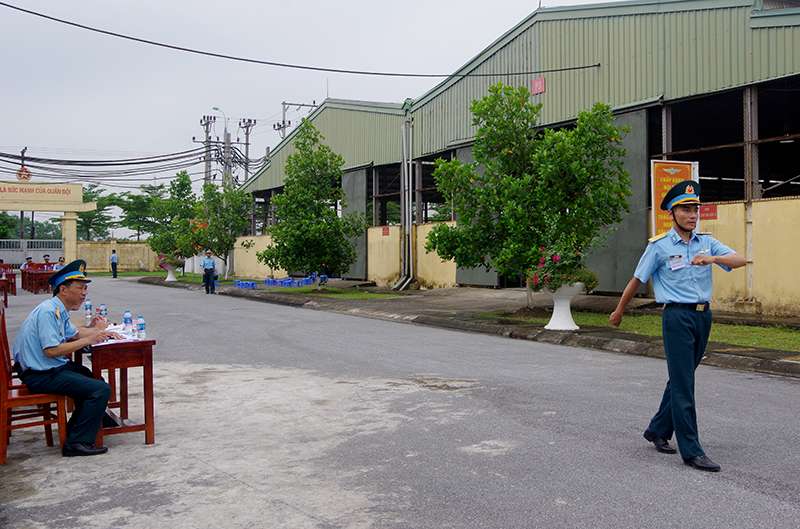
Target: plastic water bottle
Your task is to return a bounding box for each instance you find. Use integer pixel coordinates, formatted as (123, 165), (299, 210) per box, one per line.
(136, 316), (146, 340)
(99, 303), (107, 319)
(85, 299), (93, 327)
(123, 310), (133, 333)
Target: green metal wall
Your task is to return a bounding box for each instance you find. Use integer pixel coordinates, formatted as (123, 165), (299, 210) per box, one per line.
(411, 0), (800, 158)
(241, 100), (404, 194)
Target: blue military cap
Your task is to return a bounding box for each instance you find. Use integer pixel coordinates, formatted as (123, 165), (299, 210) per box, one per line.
(660, 180), (701, 211)
(47, 259), (92, 287)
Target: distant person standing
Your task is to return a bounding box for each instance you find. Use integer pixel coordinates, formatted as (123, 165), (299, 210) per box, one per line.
(201, 250), (216, 294)
(109, 250), (118, 278)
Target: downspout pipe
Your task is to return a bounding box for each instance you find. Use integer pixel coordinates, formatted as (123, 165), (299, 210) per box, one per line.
(398, 119), (414, 291)
(392, 119), (410, 290)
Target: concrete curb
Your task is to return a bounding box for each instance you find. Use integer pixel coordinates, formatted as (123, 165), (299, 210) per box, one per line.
(137, 277), (800, 379)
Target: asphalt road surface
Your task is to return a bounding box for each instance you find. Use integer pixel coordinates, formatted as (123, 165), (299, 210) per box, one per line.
(1, 276), (799, 528)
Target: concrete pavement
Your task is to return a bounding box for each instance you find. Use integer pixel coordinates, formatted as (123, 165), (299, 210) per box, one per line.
(3, 276), (800, 528)
(149, 276), (800, 380)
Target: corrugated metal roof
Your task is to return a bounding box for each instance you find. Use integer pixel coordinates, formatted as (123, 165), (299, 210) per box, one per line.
(410, 0), (800, 157)
(242, 0), (800, 191)
(240, 99), (405, 193)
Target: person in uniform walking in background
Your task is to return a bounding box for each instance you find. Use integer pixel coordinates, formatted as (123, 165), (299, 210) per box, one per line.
(610, 180), (746, 472)
(109, 249), (118, 278)
(201, 250), (216, 294)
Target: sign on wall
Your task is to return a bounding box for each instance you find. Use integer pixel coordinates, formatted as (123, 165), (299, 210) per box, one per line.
(650, 160), (699, 237)
(531, 77), (546, 95)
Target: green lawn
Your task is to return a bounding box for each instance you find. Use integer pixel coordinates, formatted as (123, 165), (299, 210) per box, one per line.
(481, 311), (800, 352)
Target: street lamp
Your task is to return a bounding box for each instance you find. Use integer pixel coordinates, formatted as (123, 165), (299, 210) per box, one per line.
(212, 107), (231, 182)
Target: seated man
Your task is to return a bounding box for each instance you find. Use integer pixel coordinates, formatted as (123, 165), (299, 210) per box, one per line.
(53, 257), (66, 271)
(13, 260), (120, 457)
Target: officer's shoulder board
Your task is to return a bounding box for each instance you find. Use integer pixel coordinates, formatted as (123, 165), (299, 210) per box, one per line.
(648, 232), (668, 243)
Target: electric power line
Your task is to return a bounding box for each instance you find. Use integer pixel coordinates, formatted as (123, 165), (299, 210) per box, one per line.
(0, 2), (601, 79)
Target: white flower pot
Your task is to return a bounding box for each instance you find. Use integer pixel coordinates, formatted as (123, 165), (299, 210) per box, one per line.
(163, 264), (178, 282)
(543, 282), (585, 331)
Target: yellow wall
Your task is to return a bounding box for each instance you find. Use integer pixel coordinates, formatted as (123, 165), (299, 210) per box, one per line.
(414, 223), (457, 289)
(77, 240), (157, 272)
(233, 235), (287, 279)
(752, 199), (800, 315)
(367, 226), (401, 287)
(701, 198), (799, 316)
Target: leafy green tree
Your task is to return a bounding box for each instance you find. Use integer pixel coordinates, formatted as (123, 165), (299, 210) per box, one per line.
(426, 83), (631, 295)
(117, 184), (165, 241)
(148, 171), (197, 259)
(76, 184), (117, 241)
(0, 212), (19, 238)
(185, 179), (253, 279)
(257, 119), (368, 283)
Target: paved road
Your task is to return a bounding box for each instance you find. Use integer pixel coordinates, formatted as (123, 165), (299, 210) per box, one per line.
(2, 277), (799, 528)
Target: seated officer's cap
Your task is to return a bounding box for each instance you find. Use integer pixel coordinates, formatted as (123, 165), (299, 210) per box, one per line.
(48, 259), (92, 287)
(660, 180), (701, 211)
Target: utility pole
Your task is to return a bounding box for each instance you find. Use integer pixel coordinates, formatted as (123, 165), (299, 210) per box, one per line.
(273, 101), (317, 139)
(239, 118), (257, 182)
(200, 115), (216, 185)
(19, 147), (26, 240)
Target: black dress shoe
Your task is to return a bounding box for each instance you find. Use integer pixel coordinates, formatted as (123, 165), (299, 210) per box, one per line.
(643, 429), (677, 454)
(684, 454), (720, 472)
(62, 442), (109, 457)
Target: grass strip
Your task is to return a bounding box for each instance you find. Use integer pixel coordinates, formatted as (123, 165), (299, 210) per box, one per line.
(480, 311), (800, 352)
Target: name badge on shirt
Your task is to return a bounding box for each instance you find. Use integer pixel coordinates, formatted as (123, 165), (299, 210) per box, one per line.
(669, 255), (685, 271)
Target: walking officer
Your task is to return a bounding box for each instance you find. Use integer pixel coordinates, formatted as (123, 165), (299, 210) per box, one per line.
(610, 180), (746, 472)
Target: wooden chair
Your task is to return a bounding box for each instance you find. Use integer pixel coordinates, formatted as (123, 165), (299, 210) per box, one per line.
(1, 306), (67, 464)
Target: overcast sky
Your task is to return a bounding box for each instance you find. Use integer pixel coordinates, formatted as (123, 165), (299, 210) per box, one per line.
(0, 0), (611, 230)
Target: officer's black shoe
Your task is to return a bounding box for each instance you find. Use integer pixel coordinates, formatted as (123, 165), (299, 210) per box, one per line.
(643, 429), (677, 454)
(62, 442), (108, 457)
(684, 454), (721, 472)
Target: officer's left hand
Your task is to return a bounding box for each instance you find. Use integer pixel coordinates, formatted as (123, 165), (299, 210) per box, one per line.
(690, 255), (715, 266)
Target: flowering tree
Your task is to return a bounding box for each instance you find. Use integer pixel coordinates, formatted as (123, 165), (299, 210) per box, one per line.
(426, 83), (631, 304)
(155, 250), (185, 268)
(148, 171), (197, 263)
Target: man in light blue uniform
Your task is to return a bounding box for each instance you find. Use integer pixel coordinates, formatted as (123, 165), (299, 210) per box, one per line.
(109, 249), (118, 278)
(200, 250), (216, 294)
(14, 260), (120, 457)
(611, 180), (746, 472)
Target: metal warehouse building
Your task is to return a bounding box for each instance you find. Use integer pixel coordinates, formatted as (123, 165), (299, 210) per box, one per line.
(239, 0), (800, 315)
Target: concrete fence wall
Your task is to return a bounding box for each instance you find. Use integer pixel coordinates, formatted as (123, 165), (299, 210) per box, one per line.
(78, 240), (158, 273)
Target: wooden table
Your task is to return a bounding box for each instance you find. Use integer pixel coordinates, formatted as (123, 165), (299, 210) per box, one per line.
(78, 339), (156, 447)
(0, 279), (8, 308)
(1, 272), (16, 296)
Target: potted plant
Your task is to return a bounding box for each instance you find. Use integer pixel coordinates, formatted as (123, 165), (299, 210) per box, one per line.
(156, 250), (185, 282)
(528, 240), (599, 331)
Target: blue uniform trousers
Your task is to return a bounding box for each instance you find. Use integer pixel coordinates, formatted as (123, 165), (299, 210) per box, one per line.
(648, 304), (712, 460)
(21, 361), (111, 445)
(203, 269), (215, 293)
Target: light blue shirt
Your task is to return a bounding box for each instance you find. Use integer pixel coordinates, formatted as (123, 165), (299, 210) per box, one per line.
(13, 297), (78, 371)
(634, 227), (735, 304)
(200, 257), (216, 270)
(110, 254), (118, 264)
